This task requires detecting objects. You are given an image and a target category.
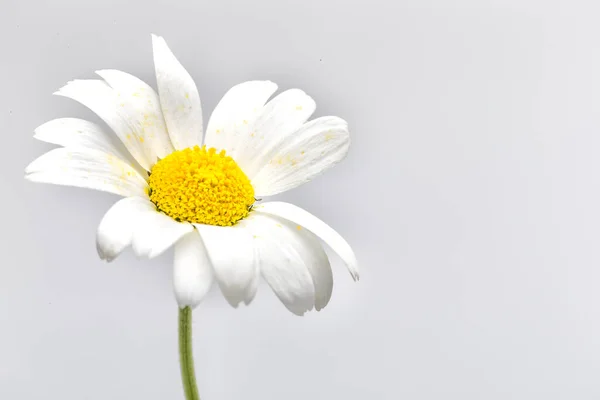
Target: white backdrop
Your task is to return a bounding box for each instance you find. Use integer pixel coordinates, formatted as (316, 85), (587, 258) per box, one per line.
(2, 0), (600, 399)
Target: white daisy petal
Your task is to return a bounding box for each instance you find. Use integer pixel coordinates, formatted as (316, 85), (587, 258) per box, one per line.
(234, 89), (316, 178)
(34, 118), (128, 160)
(255, 202), (359, 281)
(204, 80), (278, 154)
(173, 230), (214, 309)
(96, 196), (155, 262)
(195, 223), (258, 308)
(243, 263), (260, 306)
(152, 34), (203, 150)
(292, 225), (333, 311)
(132, 211), (193, 259)
(25, 147), (147, 197)
(54, 79), (154, 171)
(245, 213), (316, 316)
(252, 116), (350, 196)
(96, 69), (174, 160)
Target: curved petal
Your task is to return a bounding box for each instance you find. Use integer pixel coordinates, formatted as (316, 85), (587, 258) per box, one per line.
(195, 222), (258, 307)
(96, 196), (155, 261)
(152, 34), (203, 150)
(96, 69), (174, 160)
(204, 80), (278, 154)
(54, 79), (154, 171)
(173, 230), (214, 309)
(244, 213), (316, 316)
(25, 147), (147, 197)
(132, 210), (193, 259)
(34, 118), (129, 160)
(233, 89), (316, 178)
(254, 202), (359, 281)
(252, 116), (350, 196)
(293, 226), (333, 311)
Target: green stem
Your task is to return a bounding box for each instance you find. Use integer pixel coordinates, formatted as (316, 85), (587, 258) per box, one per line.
(179, 307), (200, 400)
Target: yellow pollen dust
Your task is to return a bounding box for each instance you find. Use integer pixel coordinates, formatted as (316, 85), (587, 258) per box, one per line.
(148, 146), (255, 226)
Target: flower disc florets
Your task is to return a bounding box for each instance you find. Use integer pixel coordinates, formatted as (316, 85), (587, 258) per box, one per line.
(148, 146), (254, 226)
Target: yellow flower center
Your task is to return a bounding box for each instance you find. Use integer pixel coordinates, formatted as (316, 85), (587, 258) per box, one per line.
(148, 146), (255, 226)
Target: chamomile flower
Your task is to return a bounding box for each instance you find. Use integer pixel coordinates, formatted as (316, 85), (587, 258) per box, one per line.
(26, 35), (358, 316)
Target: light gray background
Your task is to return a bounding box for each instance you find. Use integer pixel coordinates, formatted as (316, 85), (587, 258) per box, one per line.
(2, 0), (600, 399)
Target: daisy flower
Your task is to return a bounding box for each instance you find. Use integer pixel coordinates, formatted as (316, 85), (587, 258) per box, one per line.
(26, 34), (358, 399)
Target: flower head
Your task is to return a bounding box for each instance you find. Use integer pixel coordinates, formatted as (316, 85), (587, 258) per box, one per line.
(26, 35), (358, 315)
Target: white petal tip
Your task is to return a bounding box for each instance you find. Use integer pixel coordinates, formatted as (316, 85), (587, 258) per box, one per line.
(315, 299), (331, 312)
(23, 173), (47, 184)
(24, 160), (35, 174)
(290, 309), (309, 317)
(33, 121), (47, 134)
(24, 159), (39, 174)
(97, 252), (113, 262)
(222, 290), (259, 308)
(134, 242), (168, 259)
(224, 297), (244, 309)
(96, 249), (113, 262)
(151, 34), (167, 48)
(24, 168), (40, 177)
(285, 303), (314, 316)
(148, 250), (162, 259)
(53, 84), (75, 97)
(131, 245), (148, 259)
(96, 241), (118, 262)
(53, 81), (75, 95)
(133, 251), (149, 260)
(24, 173), (42, 184)
(349, 263), (360, 281)
(52, 84), (70, 95)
